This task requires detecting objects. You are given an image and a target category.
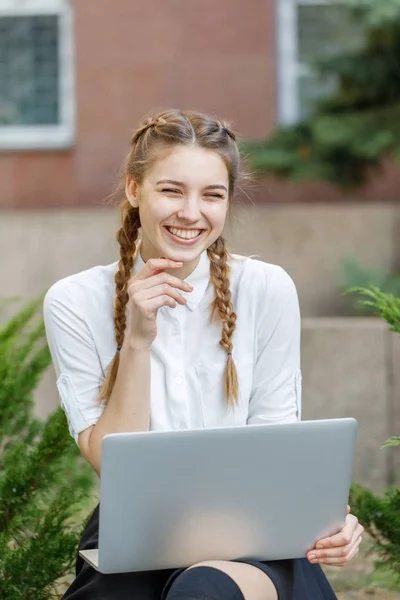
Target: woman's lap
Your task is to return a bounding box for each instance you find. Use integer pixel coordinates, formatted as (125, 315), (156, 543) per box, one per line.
(62, 504), (337, 600)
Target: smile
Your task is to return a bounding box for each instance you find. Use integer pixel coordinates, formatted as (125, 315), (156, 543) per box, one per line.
(164, 226), (205, 243)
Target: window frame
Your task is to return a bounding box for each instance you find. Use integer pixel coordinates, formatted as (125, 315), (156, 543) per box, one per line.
(0, 0), (75, 150)
(275, 0), (332, 126)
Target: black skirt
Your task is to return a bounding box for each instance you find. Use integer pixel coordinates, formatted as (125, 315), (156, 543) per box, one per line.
(62, 504), (338, 600)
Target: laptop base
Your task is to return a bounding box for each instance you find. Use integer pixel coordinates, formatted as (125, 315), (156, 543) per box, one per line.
(79, 549), (100, 571)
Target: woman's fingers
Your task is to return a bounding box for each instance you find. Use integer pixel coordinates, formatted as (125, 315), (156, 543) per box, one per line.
(132, 271), (193, 293)
(315, 514), (359, 550)
(135, 283), (189, 306)
(129, 258), (193, 307)
(308, 520), (364, 566)
(145, 295), (179, 311)
(311, 534), (363, 566)
(128, 257), (193, 309)
(134, 258), (183, 280)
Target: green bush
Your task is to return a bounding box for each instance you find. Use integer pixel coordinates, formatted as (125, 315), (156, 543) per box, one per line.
(0, 296), (96, 600)
(241, 0), (400, 189)
(346, 284), (400, 581)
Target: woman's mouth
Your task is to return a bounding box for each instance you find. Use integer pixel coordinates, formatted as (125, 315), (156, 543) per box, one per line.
(164, 226), (206, 245)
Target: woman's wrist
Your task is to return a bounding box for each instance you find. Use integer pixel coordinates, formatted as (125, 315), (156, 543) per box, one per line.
(122, 336), (152, 353)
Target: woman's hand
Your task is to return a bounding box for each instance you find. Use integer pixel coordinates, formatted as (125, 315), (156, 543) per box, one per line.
(306, 505), (364, 567)
(126, 258), (193, 348)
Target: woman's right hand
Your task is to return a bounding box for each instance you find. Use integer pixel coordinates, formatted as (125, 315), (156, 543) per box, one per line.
(126, 258), (193, 348)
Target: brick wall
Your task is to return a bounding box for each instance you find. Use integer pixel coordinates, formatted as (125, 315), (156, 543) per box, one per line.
(0, 0), (276, 209)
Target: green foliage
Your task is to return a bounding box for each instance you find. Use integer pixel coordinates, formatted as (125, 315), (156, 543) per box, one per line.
(339, 258), (400, 314)
(0, 296), (96, 599)
(343, 0), (400, 28)
(345, 283), (400, 578)
(382, 437), (400, 449)
(349, 482), (400, 580)
(343, 284), (400, 333)
(242, 0), (400, 188)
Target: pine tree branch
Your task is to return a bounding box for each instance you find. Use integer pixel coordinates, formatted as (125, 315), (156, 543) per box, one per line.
(381, 437), (400, 448)
(343, 285), (400, 333)
(0, 295), (44, 346)
(0, 409), (76, 531)
(0, 297), (96, 598)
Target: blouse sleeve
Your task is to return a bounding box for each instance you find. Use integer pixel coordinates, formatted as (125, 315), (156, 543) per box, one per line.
(43, 281), (105, 444)
(247, 265), (302, 425)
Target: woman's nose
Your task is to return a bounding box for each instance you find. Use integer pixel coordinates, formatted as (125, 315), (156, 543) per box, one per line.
(178, 198), (202, 221)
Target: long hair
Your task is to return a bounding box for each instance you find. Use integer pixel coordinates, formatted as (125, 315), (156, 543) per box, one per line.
(98, 108), (243, 408)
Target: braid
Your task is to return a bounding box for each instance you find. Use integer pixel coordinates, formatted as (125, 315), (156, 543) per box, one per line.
(207, 237), (239, 408)
(97, 201), (141, 404)
(131, 116), (167, 145)
(217, 119), (236, 142)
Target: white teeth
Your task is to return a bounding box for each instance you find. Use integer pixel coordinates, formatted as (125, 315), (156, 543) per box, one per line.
(167, 227), (203, 240)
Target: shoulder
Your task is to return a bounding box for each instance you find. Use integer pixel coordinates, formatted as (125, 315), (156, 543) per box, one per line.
(228, 252), (298, 302)
(43, 261), (118, 317)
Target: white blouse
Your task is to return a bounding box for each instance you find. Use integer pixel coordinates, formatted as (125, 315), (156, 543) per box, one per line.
(43, 250), (302, 444)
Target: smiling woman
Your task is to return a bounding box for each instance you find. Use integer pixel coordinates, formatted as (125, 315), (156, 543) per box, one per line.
(43, 108), (363, 600)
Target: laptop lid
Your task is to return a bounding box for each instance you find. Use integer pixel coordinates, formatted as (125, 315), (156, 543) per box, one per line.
(94, 418), (357, 573)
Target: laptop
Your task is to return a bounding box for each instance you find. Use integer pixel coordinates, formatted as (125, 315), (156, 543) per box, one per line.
(79, 418), (357, 574)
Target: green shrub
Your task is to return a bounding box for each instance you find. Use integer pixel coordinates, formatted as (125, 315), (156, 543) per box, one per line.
(346, 284), (400, 581)
(241, 0), (400, 189)
(0, 296), (96, 600)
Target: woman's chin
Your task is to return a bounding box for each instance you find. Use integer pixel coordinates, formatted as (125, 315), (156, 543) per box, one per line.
(160, 248), (203, 263)
(158, 234), (210, 262)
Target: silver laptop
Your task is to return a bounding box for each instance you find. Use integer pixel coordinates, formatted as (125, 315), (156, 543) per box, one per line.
(80, 418), (357, 574)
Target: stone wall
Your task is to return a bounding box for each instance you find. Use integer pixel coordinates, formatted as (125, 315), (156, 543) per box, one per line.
(1, 203), (398, 317)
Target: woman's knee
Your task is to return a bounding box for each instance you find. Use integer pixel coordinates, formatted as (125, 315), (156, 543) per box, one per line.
(164, 564), (245, 600)
(165, 561), (277, 600)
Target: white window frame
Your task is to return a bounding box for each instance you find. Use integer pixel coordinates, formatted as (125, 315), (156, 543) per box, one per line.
(276, 0), (332, 126)
(0, 0), (75, 150)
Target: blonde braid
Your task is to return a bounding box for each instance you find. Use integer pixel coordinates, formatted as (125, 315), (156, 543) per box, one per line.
(207, 237), (239, 408)
(97, 201), (141, 404)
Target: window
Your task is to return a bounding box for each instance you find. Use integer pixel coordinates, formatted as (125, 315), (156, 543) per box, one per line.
(0, 0), (74, 150)
(276, 0), (365, 125)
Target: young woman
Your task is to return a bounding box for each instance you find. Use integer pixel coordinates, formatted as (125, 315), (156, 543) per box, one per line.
(43, 108), (363, 600)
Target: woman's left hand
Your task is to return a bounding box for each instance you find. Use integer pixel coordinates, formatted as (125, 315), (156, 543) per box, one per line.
(306, 505), (364, 567)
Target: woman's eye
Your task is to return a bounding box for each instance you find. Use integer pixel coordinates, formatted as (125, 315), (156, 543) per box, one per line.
(162, 188), (181, 194)
(160, 188), (223, 199)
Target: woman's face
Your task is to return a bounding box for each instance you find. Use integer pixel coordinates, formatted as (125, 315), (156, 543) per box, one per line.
(126, 145), (229, 274)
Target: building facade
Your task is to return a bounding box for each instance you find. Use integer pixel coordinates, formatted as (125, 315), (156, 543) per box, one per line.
(2, 0), (400, 209)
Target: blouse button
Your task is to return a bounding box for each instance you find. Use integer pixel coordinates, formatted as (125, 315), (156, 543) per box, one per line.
(175, 377), (182, 384)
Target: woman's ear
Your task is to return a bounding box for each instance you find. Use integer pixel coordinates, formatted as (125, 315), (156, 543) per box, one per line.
(125, 177), (139, 208)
